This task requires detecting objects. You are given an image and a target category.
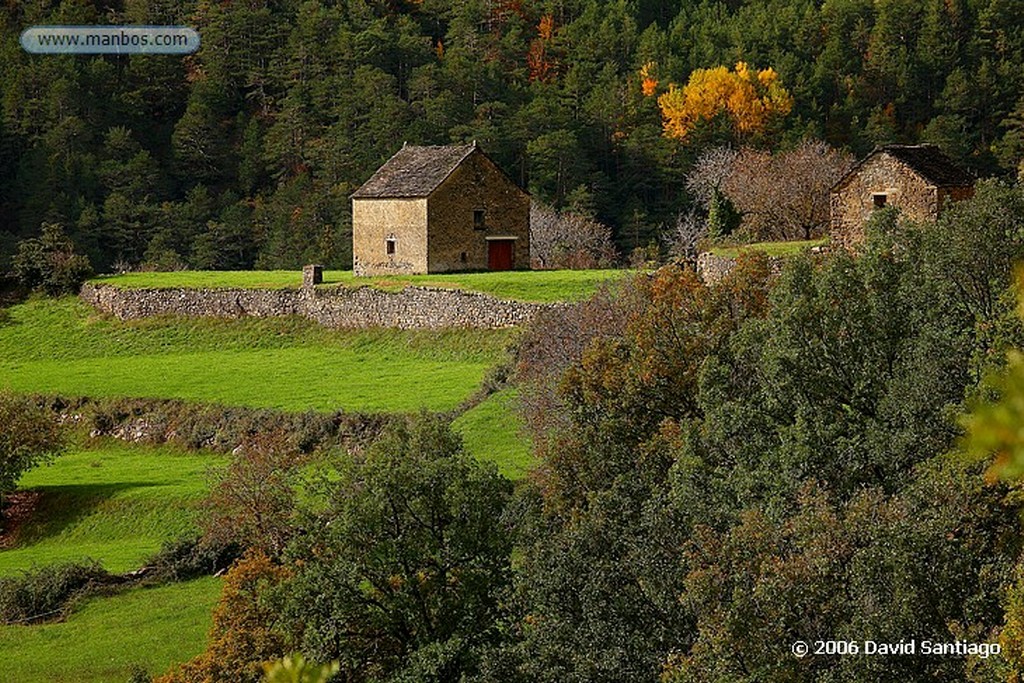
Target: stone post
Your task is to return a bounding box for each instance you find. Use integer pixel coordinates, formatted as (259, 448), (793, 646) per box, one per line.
(302, 264), (324, 289)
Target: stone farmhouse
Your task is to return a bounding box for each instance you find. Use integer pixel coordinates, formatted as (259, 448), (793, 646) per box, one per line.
(351, 143), (530, 276)
(829, 144), (975, 248)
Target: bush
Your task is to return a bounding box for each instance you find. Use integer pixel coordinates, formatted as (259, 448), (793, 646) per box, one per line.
(202, 431), (306, 557)
(125, 663), (152, 683)
(0, 391), (66, 509)
(0, 561), (112, 624)
(11, 223), (92, 295)
(145, 536), (241, 583)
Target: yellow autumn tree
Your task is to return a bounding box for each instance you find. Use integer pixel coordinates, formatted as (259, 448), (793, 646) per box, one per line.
(657, 62), (793, 140)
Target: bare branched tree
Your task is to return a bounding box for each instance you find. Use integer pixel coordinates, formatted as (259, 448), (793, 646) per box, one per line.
(722, 139), (854, 240)
(530, 203), (619, 269)
(663, 208), (707, 260)
(202, 430), (305, 558)
(686, 146), (739, 209)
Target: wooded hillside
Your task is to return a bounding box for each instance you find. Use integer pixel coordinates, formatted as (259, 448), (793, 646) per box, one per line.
(1, 0), (1022, 272)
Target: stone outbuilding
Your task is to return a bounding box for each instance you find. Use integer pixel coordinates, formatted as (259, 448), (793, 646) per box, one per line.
(351, 143), (530, 276)
(829, 144), (974, 248)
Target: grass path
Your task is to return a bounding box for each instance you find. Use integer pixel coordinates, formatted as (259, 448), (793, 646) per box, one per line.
(0, 298), (509, 412)
(0, 577), (220, 682)
(92, 268), (628, 303)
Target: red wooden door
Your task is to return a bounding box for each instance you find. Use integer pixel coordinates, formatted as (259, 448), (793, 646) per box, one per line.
(488, 240), (514, 270)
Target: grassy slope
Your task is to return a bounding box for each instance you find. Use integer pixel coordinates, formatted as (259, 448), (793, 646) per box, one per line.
(0, 577), (220, 683)
(708, 237), (828, 258)
(91, 269), (628, 303)
(453, 389), (533, 479)
(0, 441), (224, 575)
(0, 297), (509, 412)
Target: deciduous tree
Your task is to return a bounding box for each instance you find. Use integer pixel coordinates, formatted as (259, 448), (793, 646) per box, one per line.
(277, 415), (513, 682)
(0, 392), (65, 517)
(658, 62), (793, 142)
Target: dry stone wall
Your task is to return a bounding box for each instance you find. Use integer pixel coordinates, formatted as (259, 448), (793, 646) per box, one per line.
(80, 282), (553, 330)
(696, 251), (787, 285)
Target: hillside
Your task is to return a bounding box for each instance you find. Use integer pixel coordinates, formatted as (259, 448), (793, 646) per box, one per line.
(0, 440), (224, 576)
(0, 577), (220, 683)
(3, 1), (1022, 273)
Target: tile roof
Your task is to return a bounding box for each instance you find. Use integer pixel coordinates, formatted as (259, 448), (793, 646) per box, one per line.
(351, 144), (478, 198)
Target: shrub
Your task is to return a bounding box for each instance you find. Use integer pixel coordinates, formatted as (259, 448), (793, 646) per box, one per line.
(11, 223), (92, 295)
(202, 430), (306, 557)
(125, 663), (152, 683)
(0, 391), (66, 511)
(0, 561), (112, 624)
(146, 536), (241, 583)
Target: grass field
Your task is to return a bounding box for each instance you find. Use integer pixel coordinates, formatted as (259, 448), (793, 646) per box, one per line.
(0, 297), (510, 412)
(91, 268), (628, 303)
(708, 237), (828, 258)
(453, 389), (533, 479)
(0, 576), (220, 682)
(0, 440), (224, 575)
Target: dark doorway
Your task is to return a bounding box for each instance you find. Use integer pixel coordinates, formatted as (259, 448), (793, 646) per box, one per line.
(488, 240), (514, 270)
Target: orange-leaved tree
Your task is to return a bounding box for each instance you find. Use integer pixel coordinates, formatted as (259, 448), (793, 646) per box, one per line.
(657, 62), (793, 141)
(155, 551), (290, 683)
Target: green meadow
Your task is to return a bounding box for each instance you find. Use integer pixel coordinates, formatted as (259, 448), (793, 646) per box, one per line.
(0, 577), (220, 683)
(92, 268), (628, 303)
(708, 237), (828, 258)
(0, 440), (223, 681)
(0, 440), (223, 576)
(0, 297), (510, 412)
(453, 389), (533, 479)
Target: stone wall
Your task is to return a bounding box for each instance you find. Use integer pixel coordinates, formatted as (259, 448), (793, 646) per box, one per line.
(80, 282), (553, 330)
(352, 197), (429, 276)
(696, 252), (738, 284)
(428, 151), (531, 272)
(696, 251), (787, 285)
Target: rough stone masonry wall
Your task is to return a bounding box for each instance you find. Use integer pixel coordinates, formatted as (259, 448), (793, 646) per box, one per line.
(696, 251), (787, 285)
(427, 151), (531, 272)
(830, 154), (944, 249)
(80, 282), (552, 330)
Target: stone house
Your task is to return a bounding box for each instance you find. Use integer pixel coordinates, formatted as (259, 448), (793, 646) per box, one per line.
(351, 143), (530, 276)
(829, 144), (974, 248)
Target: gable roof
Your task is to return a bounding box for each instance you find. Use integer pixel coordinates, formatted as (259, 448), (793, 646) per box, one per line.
(881, 144), (974, 186)
(351, 144), (478, 199)
(833, 144), (974, 192)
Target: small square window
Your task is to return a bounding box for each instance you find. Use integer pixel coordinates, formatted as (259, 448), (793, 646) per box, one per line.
(386, 238), (396, 255)
(473, 209), (485, 230)
(873, 193), (888, 209)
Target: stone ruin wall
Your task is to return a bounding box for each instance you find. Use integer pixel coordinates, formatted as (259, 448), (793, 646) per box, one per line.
(80, 282), (553, 330)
